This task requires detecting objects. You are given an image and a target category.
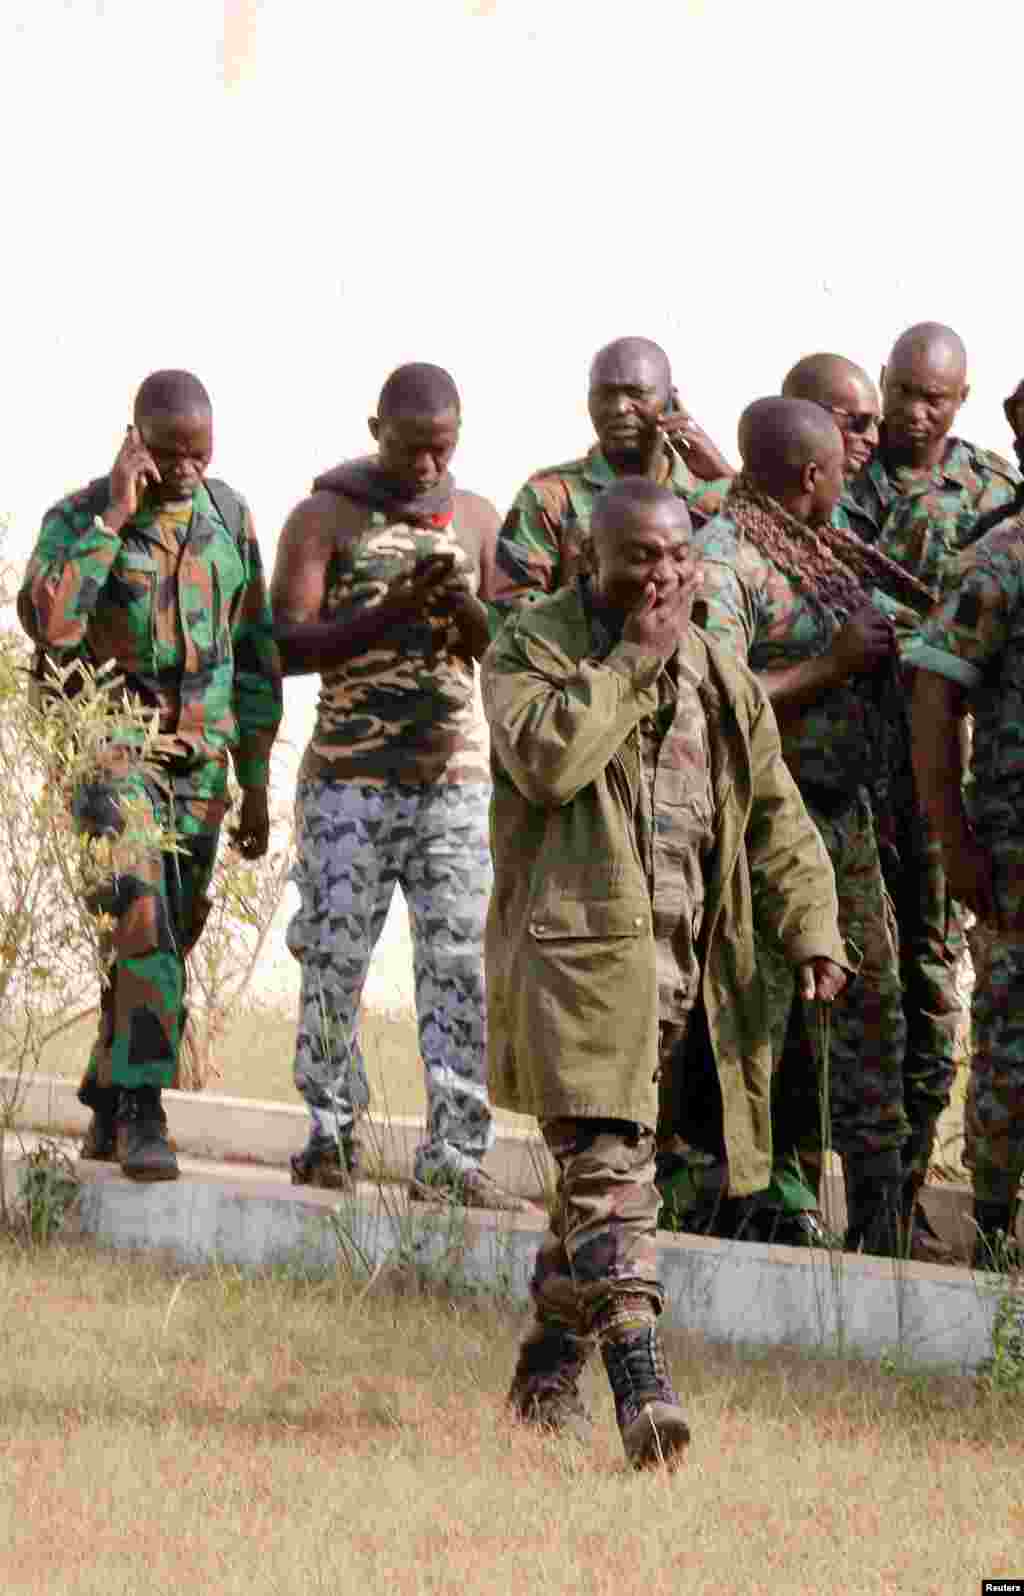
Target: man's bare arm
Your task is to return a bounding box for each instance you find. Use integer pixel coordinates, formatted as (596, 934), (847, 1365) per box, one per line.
(450, 489), (501, 661)
(911, 668), (996, 920)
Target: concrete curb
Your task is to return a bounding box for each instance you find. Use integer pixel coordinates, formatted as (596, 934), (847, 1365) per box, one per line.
(7, 1073), (1018, 1258)
(1, 1136), (1006, 1371)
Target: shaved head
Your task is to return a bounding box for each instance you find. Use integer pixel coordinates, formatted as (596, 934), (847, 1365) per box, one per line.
(739, 397), (845, 525)
(591, 475), (690, 543)
(589, 337), (671, 394)
(881, 322), (969, 462)
(886, 321), (967, 384)
(782, 353), (880, 475)
(133, 369), (211, 423)
(782, 352), (875, 408)
(377, 362), (460, 421)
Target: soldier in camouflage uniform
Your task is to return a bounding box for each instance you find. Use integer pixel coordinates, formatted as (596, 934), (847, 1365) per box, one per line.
(847, 324), (1020, 1248)
(691, 398), (934, 1255)
(910, 512), (1024, 1263)
(485, 477), (846, 1465)
(491, 336), (734, 618)
(18, 370), (282, 1180)
(271, 363), (528, 1211)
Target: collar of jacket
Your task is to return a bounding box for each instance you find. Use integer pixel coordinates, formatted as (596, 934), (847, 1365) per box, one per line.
(863, 435), (997, 509)
(583, 441), (695, 495)
(128, 479), (213, 537)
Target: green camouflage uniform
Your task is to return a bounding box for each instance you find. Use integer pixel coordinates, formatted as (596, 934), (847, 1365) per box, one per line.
(910, 513), (1024, 1203)
(18, 477), (281, 1091)
(691, 507), (910, 1162)
(491, 443), (730, 619)
(848, 438), (1020, 1173)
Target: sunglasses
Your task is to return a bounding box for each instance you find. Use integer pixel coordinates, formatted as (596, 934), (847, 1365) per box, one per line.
(821, 404), (880, 437)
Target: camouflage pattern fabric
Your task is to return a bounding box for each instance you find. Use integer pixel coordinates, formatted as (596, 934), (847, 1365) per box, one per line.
(530, 1118), (663, 1335)
(18, 478), (282, 796)
(767, 789), (909, 1162)
(691, 509), (886, 794)
(588, 597), (714, 1026)
(299, 509), (488, 788)
(848, 436), (1019, 596)
(968, 934), (1024, 1204)
(74, 769), (226, 1092)
(286, 777), (495, 1183)
(492, 443), (730, 618)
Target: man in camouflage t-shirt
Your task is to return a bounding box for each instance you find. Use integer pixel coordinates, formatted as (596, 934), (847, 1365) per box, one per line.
(910, 513), (1024, 1263)
(491, 337), (734, 619)
(271, 363), (528, 1211)
(18, 370), (282, 1181)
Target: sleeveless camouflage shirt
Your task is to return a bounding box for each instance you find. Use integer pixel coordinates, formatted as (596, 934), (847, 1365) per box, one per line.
(300, 506), (488, 787)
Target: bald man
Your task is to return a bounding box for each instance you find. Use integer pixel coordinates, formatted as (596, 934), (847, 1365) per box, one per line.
(690, 398), (936, 1256)
(491, 336), (734, 617)
(271, 363), (527, 1212)
(19, 370), (282, 1180)
(846, 324), (1021, 1249)
(484, 475), (845, 1462)
(781, 352), (881, 537)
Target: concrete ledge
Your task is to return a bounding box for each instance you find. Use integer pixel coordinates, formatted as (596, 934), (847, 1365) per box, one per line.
(1, 1140), (1006, 1374)
(8, 1073), (1020, 1258)
(3, 1073), (553, 1200)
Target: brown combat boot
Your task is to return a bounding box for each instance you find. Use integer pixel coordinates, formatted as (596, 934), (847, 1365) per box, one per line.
(507, 1321), (594, 1439)
(116, 1087), (179, 1182)
(901, 1173), (954, 1265)
(290, 1135), (359, 1192)
(597, 1300), (690, 1469)
(409, 1165), (537, 1213)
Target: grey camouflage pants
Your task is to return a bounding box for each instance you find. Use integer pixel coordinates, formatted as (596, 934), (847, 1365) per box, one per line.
(286, 778), (495, 1183)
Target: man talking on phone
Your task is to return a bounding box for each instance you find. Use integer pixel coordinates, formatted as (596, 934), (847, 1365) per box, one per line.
(271, 362), (528, 1210)
(19, 369), (282, 1180)
(492, 336), (735, 620)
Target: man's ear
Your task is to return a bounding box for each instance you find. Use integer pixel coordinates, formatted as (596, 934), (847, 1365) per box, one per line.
(367, 415), (380, 443)
(879, 363), (887, 393)
(801, 461), (819, 495)
(958, 383), (971, 410)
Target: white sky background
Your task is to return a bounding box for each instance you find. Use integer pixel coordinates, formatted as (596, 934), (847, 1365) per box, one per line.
(2, 0), (1022, 1008)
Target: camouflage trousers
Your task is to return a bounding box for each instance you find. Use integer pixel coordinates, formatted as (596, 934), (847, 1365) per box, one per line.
(530, 1118), (663, 1335)
(768, 788), (909, 1162)
(286, 778), (495, 1184)
(74, 769), (225, 1092)
(965, 839), (1024, 1203)
(879, 795), (965, 1172)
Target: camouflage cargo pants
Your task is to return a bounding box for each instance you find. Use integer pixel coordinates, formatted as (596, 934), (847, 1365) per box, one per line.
(769, 788), (909, 1162)
(967, 840), (1024, 1204)
(74, 769), (225, 1092)
(879, 796), (965, 1172)
(286, 778), (495, 1183)
(530, 1118), (663, 1334)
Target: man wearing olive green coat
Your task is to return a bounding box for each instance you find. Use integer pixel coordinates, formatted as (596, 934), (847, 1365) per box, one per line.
(482, 478), (847, 1469)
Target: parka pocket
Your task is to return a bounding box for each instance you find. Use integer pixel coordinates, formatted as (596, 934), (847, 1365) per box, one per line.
(527, 899), (650, 941)
(111, 550), (157, 659)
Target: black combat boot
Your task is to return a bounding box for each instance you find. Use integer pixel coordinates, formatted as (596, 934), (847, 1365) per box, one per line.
(599, 1314), (690, 1469)
(971, 1198), (1017, 1271)
(844, 1150), (903, 1257)
(115, 1086), (179, 1182)
(507, 1320), (594, 1439)
(77, 1077), (119, 1162)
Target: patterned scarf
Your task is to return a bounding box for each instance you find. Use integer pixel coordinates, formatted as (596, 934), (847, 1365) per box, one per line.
(726, 474), (933, 621)
(312, 455), (455, 528)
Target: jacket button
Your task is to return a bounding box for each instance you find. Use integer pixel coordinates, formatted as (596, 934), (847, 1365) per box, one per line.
(633, 916), (643, 928)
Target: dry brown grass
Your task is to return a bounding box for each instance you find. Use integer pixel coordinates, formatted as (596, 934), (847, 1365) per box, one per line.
(1, 1240), (1022, 1595)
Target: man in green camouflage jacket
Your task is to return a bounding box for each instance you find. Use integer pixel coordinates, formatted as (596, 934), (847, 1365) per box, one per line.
(491, 337), (734, 618)
(847, 323), (1021, 1249)
(18, 370), (282, 1180)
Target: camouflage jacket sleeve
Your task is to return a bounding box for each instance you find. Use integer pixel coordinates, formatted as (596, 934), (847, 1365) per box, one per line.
(740, 668), (846, 969)
(229, 508), (283, 789)
(690, 521), (758, 661)
(17, 495), (121, 654)
(490, 478), (572, 622)
(909, 526), (1024, 691)
(482, 613), (663, 808)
